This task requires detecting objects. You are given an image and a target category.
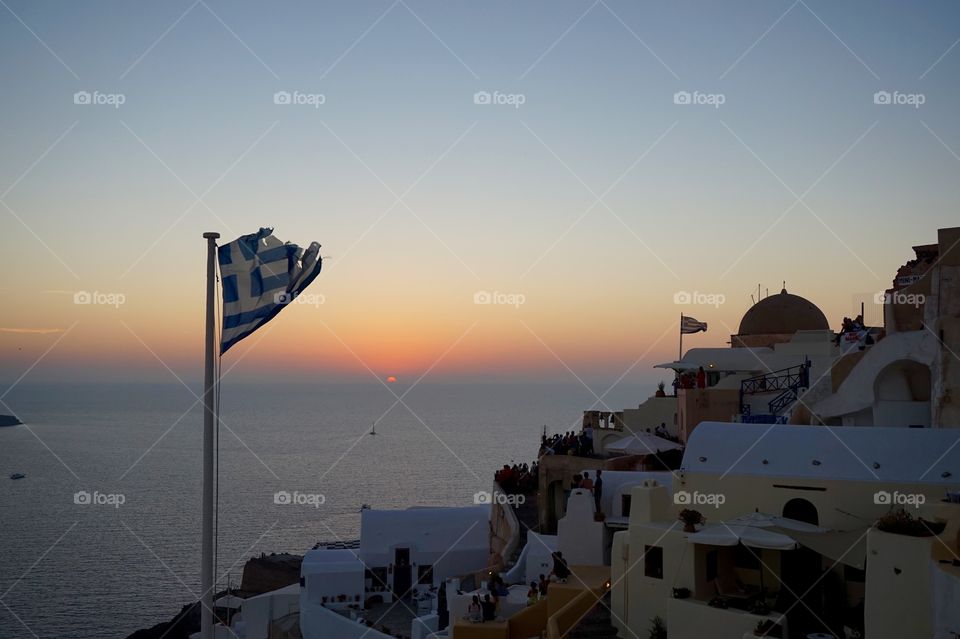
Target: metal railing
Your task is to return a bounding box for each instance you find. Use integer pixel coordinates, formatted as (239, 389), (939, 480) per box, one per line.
(739, 359), (811, 419)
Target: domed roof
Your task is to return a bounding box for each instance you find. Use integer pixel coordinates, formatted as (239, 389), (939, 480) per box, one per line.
(737, 288), (829, 336)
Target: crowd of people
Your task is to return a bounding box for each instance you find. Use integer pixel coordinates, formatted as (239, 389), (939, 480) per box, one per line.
(673, 365), (708, 391)
(494, 461), (538, 495)
(465, 554), (572, 623)
(538, 430), (593, 457)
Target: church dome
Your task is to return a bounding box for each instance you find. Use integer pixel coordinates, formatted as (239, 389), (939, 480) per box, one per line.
(737, 288), (829, 336)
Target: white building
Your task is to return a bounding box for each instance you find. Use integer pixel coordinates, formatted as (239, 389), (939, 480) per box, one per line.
(610, 422), (960, 639)
(358, 505), (490, 595)
(295, 505), (489, 638)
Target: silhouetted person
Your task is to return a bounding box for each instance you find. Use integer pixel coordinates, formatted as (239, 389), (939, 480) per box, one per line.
(551, 551), (571, 582)
(480, 594), (496, 621)
(467, 594), (481, 622)
(581, 471), (594, 491)
(594, 469), (603, 513)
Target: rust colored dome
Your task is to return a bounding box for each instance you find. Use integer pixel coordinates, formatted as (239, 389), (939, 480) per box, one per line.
(737, 288), (829, 336)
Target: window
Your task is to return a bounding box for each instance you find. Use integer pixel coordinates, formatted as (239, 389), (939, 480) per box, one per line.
(621, 494), (632, 518)
(418, 564), (434, 585)
(644, 545), (663, 579)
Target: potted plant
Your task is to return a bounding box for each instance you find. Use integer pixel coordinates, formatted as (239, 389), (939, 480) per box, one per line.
(655, 381), (667, 398)
(876, 509), (946, 537)
(648, 615), (667, 639)
(753, 619), (775, 636)
(678, 508), (705, 532)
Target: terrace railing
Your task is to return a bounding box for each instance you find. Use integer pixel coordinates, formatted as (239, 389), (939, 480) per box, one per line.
(739, 359), (811, 421)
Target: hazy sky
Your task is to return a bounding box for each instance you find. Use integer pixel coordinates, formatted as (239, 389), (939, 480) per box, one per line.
(1, 0), (959, 389)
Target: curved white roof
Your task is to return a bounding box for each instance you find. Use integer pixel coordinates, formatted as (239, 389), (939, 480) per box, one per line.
(683, 422), (960, 486)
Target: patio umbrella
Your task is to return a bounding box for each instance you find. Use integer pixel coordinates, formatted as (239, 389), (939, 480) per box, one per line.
(605, 433), (682, 455)
(686, 523), (798, 550)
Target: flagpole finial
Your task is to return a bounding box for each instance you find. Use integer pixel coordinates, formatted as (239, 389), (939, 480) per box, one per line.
(203, 232), (220, 240)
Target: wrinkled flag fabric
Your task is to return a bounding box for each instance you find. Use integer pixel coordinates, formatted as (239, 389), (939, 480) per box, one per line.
(218, 228), (322, 353)
(680, 316), (708, 334)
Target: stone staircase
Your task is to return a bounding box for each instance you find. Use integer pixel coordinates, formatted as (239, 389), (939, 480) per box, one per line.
(568, 593), (619, 639)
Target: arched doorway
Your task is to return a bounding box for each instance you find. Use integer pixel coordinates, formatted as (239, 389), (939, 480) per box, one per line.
(780, 498), (829, 634)
(783, 497), (819, 525)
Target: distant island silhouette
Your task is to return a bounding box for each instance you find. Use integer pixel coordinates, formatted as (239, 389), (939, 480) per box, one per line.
(0, 415), (22, 427)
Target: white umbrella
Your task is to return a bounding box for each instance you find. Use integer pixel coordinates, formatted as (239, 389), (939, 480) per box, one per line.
(214, 594), (245, 609)
(606, 433), (682, 455)
(686, 523), (798, 550)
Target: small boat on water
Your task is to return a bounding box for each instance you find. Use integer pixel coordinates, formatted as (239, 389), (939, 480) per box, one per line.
(10, 473), (25, 480)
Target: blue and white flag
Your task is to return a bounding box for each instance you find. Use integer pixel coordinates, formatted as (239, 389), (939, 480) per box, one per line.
(218, 228), (322, 353)
(680, 316), (708, 334)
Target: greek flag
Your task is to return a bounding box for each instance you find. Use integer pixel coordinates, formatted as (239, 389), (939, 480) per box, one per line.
(218, 228), (323, 353)
(680, 316), (708, 334)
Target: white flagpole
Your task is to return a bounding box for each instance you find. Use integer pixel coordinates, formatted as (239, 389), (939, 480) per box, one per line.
(202, 231), (220, 639)
(678, 313), (683, 360)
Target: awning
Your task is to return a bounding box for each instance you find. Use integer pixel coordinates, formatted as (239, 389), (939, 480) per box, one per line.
(653, 361), (699, 371)
(606, 433), (683, 455)
(786, 528), (869, 570)
(727, 512), (827, 534)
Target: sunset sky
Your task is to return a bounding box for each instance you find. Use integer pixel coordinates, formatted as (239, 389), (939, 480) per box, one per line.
(1, 0), (959, 387)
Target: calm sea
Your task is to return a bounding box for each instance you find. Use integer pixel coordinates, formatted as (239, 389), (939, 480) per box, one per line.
(0, 381), (640, 638)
